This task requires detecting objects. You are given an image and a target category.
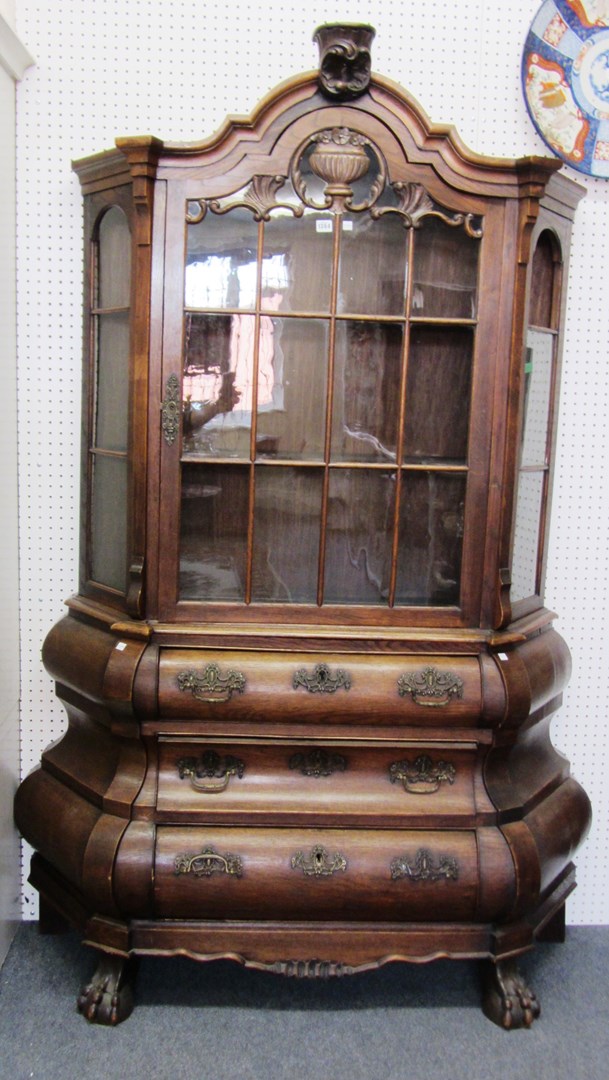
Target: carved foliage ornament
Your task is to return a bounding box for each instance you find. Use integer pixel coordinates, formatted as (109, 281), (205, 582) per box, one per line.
(314, 23), (375, 100)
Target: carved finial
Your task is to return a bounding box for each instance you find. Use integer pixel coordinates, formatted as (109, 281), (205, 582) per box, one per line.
(313, 23), (375, 100)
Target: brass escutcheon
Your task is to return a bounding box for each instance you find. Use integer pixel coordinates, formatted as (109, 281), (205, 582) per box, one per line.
(292, 663), (351, 694)
(291, 844), (347, 877)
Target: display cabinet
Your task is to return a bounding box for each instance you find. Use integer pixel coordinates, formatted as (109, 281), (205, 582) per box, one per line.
(15, 24), (591, 1027)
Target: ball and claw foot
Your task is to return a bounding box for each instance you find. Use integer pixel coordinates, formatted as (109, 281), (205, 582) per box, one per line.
(481, 958), (541, 1029)
(77, 953), (136, 1025)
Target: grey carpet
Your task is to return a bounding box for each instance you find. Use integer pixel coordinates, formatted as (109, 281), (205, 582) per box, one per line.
(0, 923), (607, 1080)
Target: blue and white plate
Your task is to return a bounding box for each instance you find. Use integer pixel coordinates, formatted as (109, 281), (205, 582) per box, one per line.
(523, 0), (609, 175)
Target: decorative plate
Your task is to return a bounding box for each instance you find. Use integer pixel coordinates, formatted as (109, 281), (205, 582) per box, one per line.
(522, 0), (609, 175)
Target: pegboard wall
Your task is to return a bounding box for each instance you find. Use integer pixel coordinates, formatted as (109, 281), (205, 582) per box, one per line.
(14, 0), (609, 923)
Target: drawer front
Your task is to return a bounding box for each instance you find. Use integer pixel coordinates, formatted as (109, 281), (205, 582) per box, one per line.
(154, 826), (483, 922)
(157, 650), (482, 726)
(157, 739), (483, 826)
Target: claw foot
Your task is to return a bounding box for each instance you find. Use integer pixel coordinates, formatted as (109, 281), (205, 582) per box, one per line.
(481, 958), (540, 1029)
(77, 953), (136, 1025)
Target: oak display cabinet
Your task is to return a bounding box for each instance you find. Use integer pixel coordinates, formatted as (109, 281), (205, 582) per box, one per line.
(15, 25), (591, 1027)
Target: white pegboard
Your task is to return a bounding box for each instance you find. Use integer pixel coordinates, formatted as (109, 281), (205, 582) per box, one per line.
(14, 0), (609, 924)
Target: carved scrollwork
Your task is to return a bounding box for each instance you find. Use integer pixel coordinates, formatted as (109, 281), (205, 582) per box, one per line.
(174, 845), (243, 878)
(186, 199), (207, 224)
(390, 848), (459, 882)
(161, 373), (181, 446)
(389, 754), (456, 795)
(177, 750), (245, 793)
(177, 663), (246, 703)
(289, 749), (347, 777)
(208, 174), (304, 221)
(265, 959), (351, 978)
(291, 844), (348, 877)
(397, 666), (464, 707)
(371, 181), (484, 237)
(314, 23), (375, 100)
(292, 663), (351, 694)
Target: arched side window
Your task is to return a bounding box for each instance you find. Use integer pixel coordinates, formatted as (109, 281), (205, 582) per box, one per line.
(87, 205), (131, 593)
(511, 229), (562, 604)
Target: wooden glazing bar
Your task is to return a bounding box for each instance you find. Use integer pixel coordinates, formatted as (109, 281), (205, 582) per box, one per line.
(90, 447), (128, 460)
(91, 306), (131, 316)
(316, 216), (341, 607)
(387, 227), (415, 607)
(244, 219), (266, 605)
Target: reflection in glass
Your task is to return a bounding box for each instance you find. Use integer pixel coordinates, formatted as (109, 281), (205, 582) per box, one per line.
(411, 216), (478, 319)
(403, 327), (473, 463)
(182, 313), (255, 458)
(510, 471), (545, 602)
(95, 313), (130, 452)
(97, 207), (131, 309)
(262, 211), (333, 313)
(256, 318), (328, 460)
(91, 455), (128, 591)
(520, 329), (553, 467)
(324, 469), (395, 604)
(395, 472), (466, 606)
(185, 208), (259, 310)
(331, 322), (403, 462)
(251, 467), (322, 602)
(179, 464), (249, 600)
(338, 213), (407, 316)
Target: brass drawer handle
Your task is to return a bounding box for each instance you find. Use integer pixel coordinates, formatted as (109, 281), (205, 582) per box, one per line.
(389, 754), (456, 794)
(390, 848), (459, 882)
(174, 845), (243, 878)
(293, 663), (351, 694)
(289, 749), (347, 776)
(177, 750), (245, 793)
(291, 844), (347, 877)
(397, 666), (464, 707)
(177, 663), (246, 703)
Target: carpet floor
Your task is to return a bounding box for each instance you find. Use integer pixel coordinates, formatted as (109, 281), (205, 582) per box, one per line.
(0, 923), (607, 1080)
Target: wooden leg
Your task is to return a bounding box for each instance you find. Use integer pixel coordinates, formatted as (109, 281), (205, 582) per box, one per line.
(536, 903), (566, 943)
(77, 952), (137, 1026)
(38, 894), (70, 935)
(481, 957), (540, 1029)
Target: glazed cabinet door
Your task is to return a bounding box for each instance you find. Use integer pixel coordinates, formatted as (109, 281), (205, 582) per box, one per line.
(153, 124), (505, 626)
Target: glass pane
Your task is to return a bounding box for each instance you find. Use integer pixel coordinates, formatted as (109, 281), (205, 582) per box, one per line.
(182, 313), (255, 458)
(90, 454), (128, 592)
(324, 469), (395, 604)
(403, 327), (473, 463)
(97, 206), (131, 309)
(185, 207), (259, 310)
(251, 467), (322, 602)
(338, 212), (407, 316)
(179, 464), (249, 600)
(411, 216), (478, 319)
(331, 321), (403, 463)
(511, 471), (545, 602)
(95, 312), (130, 452)
(521, 329), (553, 468)
(395, 472), (466, 606)
(256, 317), (328, 460)
(261, 211), (333, 314)
(529, 231), (557, 329)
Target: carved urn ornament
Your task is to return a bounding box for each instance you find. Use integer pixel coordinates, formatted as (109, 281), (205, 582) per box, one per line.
(15, 23), (590, 1030)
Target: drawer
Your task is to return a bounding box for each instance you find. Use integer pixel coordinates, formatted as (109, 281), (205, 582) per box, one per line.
(154, 826), (486, 922)
(157, 650), (482, 727)
(156, 739), (486, 826)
